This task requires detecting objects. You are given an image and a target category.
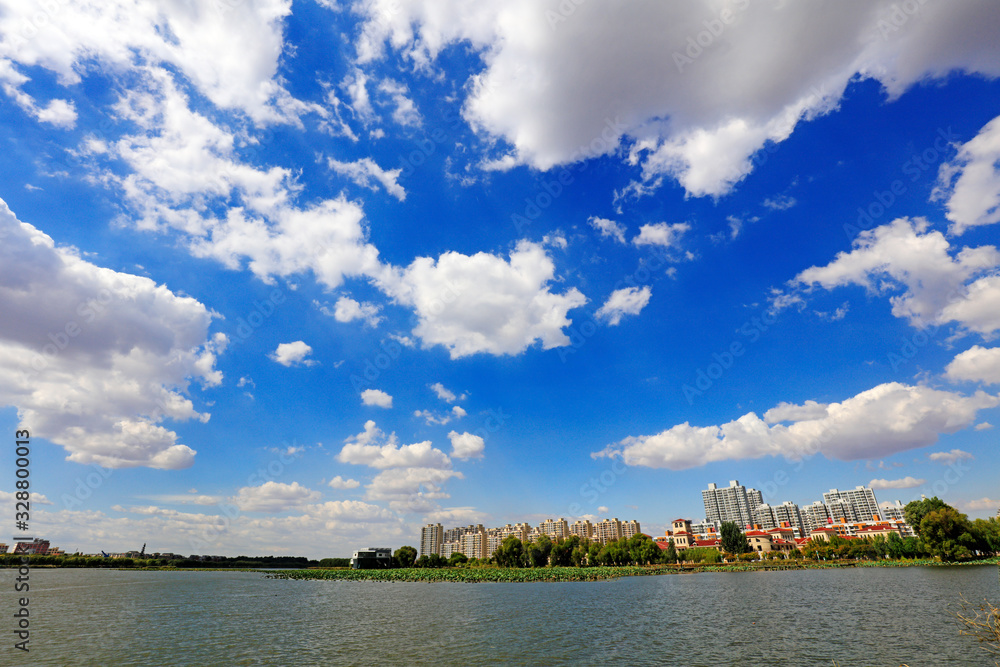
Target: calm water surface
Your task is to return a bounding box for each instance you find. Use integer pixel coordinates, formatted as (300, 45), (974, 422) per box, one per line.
(0, 565), (996, 666)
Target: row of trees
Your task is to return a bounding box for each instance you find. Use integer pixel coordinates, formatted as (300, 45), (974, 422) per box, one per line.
(903, 497), (1000, 561)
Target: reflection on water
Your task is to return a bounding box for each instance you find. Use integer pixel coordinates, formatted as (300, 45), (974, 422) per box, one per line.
(0, 565), (996, 666)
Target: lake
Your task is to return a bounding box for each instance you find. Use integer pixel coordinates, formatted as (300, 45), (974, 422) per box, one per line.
(0, 565), (996, 666)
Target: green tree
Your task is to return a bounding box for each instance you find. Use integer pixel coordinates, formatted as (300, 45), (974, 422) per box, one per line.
(493, 536), (524, 568)
(920, 507), (976, 561)
(448, 552), (469, 567)
(720, 521), (750, 555)
(393, 546), (418, 568)
(904, 496), (948, 535)
(970, 518), (1000, 555)
(664, 539), (678, 564)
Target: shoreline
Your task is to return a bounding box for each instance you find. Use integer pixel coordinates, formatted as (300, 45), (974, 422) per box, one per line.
(261, 557), (1000, 583)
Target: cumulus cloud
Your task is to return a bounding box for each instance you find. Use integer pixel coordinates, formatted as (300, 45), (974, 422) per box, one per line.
(378, 241), (586, 358)
(928, 449), (974, 464)
(361, 389), (393, 408)
(934, 114), (1000, 234)
(232, 481), (322, 513)
(792, 218), (1000, 334)
(588, 216), (627, 244)
(946, 346), (1000, 384)
(633, 222), (690, 249)
(429, 382), (458, 403)
(270, 341), (316, 367)
(595, 286), (652, 326)
(0, 200), (221, 470)
(328, 475), (361, 490)
(869, 476), (925, 490)
(331, 296), (383, 327)
(0, 0), (313, 125)
(354, 0), (1000, 198)
(965, 497), (1000, 511)
(327, 157), (406, 201)
(594, 382), (999, 470)
(338, 420), (451, 469)
(448, 431), (485, 459)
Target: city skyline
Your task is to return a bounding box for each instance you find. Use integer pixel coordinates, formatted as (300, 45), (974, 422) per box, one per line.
(2, 1), (1000, 559)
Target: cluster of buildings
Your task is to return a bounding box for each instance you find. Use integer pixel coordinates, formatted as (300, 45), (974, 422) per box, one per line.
(659, 480), (916, 556)
(415, 481), (919, 562)
(420, 517), (642, 558)
(0, 539), (65, 556)
(698, 480), (913, 540)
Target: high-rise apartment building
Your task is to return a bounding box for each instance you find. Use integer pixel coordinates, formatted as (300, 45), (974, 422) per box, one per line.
(702, 480), (763, 528)
(460, 530), (487, 559)
(879, 500), (906, 521)
(594, 518), (623, 543)
(823, 486), (880, 523)
(538, 518), (570, 540)
(622, 520), (641, 538)
(570, 520), (594, 540)
(420, 523), (443, 557)
(771, 501), (806, 538)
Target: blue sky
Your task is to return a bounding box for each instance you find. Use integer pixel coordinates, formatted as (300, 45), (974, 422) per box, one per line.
(1, 1), (999, 558)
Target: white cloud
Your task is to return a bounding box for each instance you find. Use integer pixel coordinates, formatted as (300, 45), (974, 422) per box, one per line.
(448, 431), (484, 459)
(965, 497), (1000, 511)
(414, 409), (455, 426)
(594, 382), (999, 470)
(75, 68), (383, 293)
(270, 341), (316, 367)
(946, 346), (1000, 384)
(595, 286), (652, 326)
(763, 195), (797, 211)
(378, 78), (422, 128)
(452, 405), (467, 418)
(338, 420), (451, 469)
(331, 296), (383, 327)
(365, 467), (463, 512)
(0, 200), (221, 470)
(378, 241), (587, 358)
(354, 0), (1000, 198)
(361, 389), (393, 408)
(328, 157), (406, 201)
(429, 382), (457, 403)
(869, 476), (925, 490)
(421, 506), (489, 525)
(934, 114), (1000, 234)
(793, 218), (1000, 334)
(232, 481), (322, 513)
(975, 422), (994, 431)
(342, 68), (376, 125)
(928, 449), (974, 464)
(633, 222), (689, 249)
(0, 0), (314, 125)
(588, 216), (626, 244)
(328, 476), (361, 490)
